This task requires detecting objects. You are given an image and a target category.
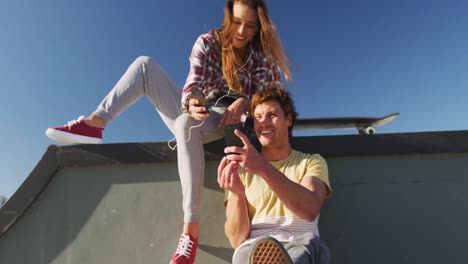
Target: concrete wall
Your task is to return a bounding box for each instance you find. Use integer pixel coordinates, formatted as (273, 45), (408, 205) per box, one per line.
(0, 162), (232, 263)
(1, 151), (467, 263)
(321, 153), (468, 263)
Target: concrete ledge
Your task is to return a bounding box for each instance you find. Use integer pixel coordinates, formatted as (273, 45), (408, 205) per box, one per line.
(1, 130), (468, 263)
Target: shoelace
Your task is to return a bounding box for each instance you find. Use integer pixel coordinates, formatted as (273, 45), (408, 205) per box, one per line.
(66, 115), (85, 127)
(175, 234), (194, 258)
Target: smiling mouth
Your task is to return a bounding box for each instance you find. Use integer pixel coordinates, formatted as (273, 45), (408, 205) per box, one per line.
(259, 129), (273, 135)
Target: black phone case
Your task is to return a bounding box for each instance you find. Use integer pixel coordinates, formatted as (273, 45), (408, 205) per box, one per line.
(223, 123), (244, 147)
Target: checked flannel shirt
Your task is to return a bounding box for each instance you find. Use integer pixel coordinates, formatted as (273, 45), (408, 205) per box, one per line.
(181, 30), (281, 112)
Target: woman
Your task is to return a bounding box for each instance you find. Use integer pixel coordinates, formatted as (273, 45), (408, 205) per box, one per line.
(46, 0), (291, 263)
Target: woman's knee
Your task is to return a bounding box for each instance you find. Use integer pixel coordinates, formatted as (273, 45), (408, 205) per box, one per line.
(133, 56), (163, 70)
(175, 114), (198, 138)
(134, 55), (152, 65)
(134, 56), (169, 80)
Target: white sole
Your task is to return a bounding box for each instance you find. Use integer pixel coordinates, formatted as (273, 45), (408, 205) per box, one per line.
(45, 128), (102, 144)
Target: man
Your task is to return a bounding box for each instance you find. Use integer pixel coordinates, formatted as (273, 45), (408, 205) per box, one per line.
(218, 87), (332, 264)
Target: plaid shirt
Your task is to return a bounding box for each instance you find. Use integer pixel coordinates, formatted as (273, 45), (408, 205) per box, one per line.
(181, 31), (281, 112)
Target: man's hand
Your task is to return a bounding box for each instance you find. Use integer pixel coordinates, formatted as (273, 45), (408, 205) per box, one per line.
(188, 98), (209, 120)
(224, 129), (268, 176)
(217, 157), (245, 195)
(218, 97), (248, 127)
(218, 155), (251, 248)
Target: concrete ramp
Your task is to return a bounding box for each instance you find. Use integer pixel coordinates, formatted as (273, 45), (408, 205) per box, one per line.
(2, 131), (468, 263)
(0, 142), (233, 263)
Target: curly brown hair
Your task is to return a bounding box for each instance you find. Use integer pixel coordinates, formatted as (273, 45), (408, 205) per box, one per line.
(250, 86), (297, 137)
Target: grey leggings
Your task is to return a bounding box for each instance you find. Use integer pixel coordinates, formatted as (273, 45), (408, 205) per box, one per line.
(233, 234), (331, 264)
(94, 56), (226, 223)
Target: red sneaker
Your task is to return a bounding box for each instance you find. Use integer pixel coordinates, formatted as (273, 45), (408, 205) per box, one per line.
(45, 116), (103, 144)
(170, 233), (198, 264)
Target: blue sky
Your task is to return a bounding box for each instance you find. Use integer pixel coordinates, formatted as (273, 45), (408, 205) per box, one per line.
(1, 0), (467, 198)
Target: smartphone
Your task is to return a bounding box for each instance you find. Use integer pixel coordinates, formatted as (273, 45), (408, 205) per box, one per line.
(190, 89), (207, 112)
(224, 123), (244, 148)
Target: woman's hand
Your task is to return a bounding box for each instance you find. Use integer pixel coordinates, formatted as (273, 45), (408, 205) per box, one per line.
(188, 98), (210, 121)
(218, 97), (249, 127)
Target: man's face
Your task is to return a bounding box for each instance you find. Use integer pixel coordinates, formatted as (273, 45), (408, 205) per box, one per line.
(253, 100), (291, 148)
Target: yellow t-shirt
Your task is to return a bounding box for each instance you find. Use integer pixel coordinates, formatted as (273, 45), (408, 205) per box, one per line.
(226, 150), (331, 242)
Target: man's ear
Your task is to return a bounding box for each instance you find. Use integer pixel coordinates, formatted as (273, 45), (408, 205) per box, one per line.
(286, 114), (292, 127)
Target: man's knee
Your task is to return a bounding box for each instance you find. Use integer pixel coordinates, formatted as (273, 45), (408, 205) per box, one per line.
(232, 243), (251, 264)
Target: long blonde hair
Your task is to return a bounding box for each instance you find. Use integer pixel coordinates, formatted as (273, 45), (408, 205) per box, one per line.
(216, 0), (291, 94)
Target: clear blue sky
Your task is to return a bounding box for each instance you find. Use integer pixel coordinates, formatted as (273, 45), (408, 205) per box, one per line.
(1, 0), (467, 198)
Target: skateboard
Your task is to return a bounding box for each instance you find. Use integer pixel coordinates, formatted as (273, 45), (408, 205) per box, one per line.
(294, 113), (399, 135)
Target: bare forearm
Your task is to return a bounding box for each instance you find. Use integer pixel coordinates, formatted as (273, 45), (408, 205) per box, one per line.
(225, 193), (250, 248)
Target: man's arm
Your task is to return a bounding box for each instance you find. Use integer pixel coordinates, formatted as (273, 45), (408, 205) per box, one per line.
(225, 131), (328, 221)
(257, 162), (328, 221)
(225, 192), (250, 248)
(218, 157), (251, 248)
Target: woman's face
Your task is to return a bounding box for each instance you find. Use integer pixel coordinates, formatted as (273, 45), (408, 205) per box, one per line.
(230, 2), (259, 50)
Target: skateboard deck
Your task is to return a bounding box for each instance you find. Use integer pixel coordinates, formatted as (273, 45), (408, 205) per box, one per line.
(294, 113), (399, 134)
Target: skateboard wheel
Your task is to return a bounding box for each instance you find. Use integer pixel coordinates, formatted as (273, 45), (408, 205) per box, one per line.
(365, 127), (376, 134)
